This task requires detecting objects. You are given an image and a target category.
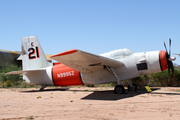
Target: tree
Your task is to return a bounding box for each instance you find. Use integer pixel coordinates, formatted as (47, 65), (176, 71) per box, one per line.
(0, 63), (22, 87)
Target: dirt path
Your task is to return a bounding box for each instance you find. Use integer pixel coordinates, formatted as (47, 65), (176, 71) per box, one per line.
(0, 87), (180, 120)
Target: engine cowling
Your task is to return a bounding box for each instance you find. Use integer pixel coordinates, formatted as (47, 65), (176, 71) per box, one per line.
(145, 50), (168, 74)
(159, 50), (168, 71)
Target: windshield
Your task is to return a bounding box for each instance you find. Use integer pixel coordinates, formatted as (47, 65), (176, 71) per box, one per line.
(100, 49), (133, 59)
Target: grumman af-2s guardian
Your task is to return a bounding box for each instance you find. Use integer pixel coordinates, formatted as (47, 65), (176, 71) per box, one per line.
(7, 36), (176, 94)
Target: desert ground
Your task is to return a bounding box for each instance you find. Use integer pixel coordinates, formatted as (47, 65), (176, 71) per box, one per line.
(0, 86), (180, 120)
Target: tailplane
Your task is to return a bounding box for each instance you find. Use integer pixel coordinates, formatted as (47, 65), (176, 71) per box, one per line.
(22, 36), (51, 70)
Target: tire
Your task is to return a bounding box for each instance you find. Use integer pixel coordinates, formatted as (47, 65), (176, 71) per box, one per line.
(114, 85), (125, 94)
(128, 84), (137, 91)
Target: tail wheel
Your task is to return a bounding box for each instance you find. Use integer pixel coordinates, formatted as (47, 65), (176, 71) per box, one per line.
(128, 84), (137, 91)
(39, 86), (47, 91)
(114, 85), (125, 94)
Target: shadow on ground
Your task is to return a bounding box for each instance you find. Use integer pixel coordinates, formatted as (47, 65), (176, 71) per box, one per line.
(150, 92), (180, 96)
(20, 88), (70, 92)
(20, 87), (159, 100)
(81, 88), (159, 101)
(19, 87), (180, 101)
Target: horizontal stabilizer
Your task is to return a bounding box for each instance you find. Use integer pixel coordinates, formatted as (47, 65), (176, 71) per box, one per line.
(16, 54), (53, 62)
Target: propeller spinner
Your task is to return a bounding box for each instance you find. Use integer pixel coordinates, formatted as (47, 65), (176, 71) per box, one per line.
(164, 38), (176, 85)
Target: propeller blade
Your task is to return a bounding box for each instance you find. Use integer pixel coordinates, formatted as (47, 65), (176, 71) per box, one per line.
(164, 42), (168, 54)
(167, 62), (171, 86)
(168, 64), (171, 86)
(169, 61), (174, 74)
(169, 38), (171, 56)
(167, 62), (170, 79)
(164, 38), (175, 86)
(167, 61), (174, 86)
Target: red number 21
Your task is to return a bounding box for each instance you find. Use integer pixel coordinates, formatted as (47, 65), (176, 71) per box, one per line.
(28, 47), (40, 60)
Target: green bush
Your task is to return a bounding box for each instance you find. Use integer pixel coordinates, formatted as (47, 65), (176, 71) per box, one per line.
(0, 63), (22, 88)
(88, 66), (180, 88)
(5, 80), (12, 87)
(131, 66), (180, 87)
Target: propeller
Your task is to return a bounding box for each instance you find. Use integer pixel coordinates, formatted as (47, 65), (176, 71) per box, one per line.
(164, 38), (176, 85)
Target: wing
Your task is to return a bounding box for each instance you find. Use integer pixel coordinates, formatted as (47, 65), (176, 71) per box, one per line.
(173, 53), (180, 56)
(50, 49), (124, 73)
(6, 69), (46, 75)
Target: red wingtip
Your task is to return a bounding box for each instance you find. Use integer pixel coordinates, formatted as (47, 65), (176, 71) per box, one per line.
(50, 49), (77, 58)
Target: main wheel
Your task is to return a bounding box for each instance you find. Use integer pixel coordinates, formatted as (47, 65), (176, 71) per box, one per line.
(128, 84), (137, 91)
(114, 85), (125, 94)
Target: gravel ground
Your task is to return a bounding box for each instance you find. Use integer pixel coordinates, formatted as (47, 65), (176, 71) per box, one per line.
(0, 86), (180, 120)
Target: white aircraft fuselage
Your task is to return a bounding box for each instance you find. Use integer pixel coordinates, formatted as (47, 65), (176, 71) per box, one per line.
(24, 49), (167, 86)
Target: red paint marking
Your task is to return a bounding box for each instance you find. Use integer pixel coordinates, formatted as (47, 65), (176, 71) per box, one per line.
(160, 50), (168, 71)
(50, 49), (77, 58)
(36, 47), (40, 58)
(31, 42), (34, 47)
(52, 64), (83, 86)
(28, 48), (36, 60)
(53, 62), (61, 66)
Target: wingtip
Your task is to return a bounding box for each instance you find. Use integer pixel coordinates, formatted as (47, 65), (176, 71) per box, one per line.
(50, 49), (78, 58)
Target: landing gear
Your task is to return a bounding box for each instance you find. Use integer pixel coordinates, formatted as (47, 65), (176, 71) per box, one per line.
(128, 84), (137, 91)
(104, 65), (125, 94)
(114, 85), (125, 94)
(104, 66), (138, 94)
(128, 79), (137, 91)
(39, 85), (47, 91)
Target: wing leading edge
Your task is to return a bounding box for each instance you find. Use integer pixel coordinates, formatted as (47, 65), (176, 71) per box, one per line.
(50, 49), (124, 73)
(6, 69), (46, 75)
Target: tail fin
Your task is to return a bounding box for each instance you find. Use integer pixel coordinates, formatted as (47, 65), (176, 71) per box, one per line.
(22, 36), (51, 70)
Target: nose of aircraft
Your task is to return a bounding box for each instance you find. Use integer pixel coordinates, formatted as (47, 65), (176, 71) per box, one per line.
(159, 50), (168, 71)
(169, 57), (176, 61)
(159, 50), (176, 73)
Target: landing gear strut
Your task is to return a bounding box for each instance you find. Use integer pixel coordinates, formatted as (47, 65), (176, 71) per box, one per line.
(104, 65), (138, 94)
(39, 85), (47, 91)
(127, 79), (137, 91)
(128, 84), (137, 91)
(104, 65), (125, 94)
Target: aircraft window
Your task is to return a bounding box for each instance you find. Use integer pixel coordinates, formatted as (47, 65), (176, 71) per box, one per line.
(112, 49), (133, 58)
(100, 49), (133, 59)
(113, 50), (123, 58)
(123, 49), (133, 56)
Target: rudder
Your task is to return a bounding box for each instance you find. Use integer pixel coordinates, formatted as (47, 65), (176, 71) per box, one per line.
(22, 36), (51, 70)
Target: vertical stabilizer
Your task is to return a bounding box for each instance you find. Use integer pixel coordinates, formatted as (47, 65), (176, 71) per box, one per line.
(22, 36), (51, 70)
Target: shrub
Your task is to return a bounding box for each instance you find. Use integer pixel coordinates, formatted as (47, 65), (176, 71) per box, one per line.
(0, 63), (22, 87)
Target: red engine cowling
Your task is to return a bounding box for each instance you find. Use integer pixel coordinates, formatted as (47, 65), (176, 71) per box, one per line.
(52, 63), (83, 86)
(159, 51), (168, 71)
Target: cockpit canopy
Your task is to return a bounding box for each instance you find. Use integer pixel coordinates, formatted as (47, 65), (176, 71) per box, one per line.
(100, 49), (134, 59)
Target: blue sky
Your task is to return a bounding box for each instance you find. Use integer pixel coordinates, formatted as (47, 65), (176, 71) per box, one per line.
(1, 0), (180, 64)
